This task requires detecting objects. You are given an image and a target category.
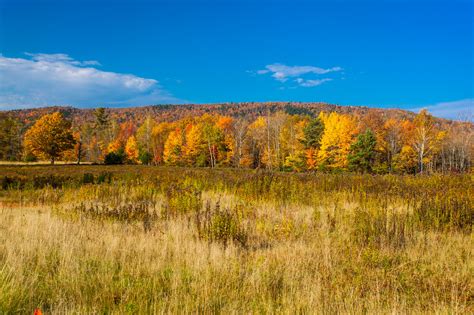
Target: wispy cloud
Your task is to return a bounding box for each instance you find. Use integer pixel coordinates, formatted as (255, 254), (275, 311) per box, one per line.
(295, 78), (332, 87)
(411, 99), (473, 120)
(0, 53), (183, 109)
(255, 63), (342, 87)
(24, 53), (102, 66)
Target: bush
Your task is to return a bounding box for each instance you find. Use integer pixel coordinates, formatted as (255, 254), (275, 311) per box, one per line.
(23, 152), (38, 162)
(1, 176), (15, 190)
(352, 208), (414, 249)
(70, 201), (158, 231)
(104, 150), (125, 165)
(414, 193), (473, 233)
(196, 201), (248, 248)
(32, 175), (70, 189)
(82, 173), (94, 184)
(139, 151), (153, 165)
(97, 172), (113, 184)
(163, 184), (202, 217)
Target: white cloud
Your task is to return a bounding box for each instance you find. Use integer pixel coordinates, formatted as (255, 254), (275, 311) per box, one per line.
(411, 99), (473, 120)
(256, 63), (342, 87)
(0, 53), (183, 109)
(24, 53), (102, 66)
(295, 78), (332, 87)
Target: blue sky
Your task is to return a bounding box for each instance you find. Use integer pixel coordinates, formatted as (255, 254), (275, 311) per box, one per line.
(0, 0), (472, 118)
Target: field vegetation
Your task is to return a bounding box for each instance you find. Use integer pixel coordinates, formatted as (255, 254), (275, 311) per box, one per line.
(0, 165), (472, 313)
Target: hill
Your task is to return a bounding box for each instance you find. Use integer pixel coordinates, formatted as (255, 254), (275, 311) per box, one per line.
(2, 102), (421, 127)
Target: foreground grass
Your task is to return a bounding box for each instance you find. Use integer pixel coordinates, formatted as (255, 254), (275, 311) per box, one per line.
(0, 166), (472, 313)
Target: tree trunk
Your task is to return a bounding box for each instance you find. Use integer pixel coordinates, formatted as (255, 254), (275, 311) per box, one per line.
(77, 141), (82, 165)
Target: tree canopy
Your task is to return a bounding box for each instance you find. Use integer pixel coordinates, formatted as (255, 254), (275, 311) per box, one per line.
(3, 104), (471, 174)
(24, 112), (75, 164)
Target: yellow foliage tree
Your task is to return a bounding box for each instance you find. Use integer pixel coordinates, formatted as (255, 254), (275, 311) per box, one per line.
(380, 118), (403, 172)
(125, 136), (139, 163)
(280, 117), (307, 171)
(216, 116), (235, 166)
(136, 116), (156, 155)
(151, 122), (172, 164)
(410, 109), (445, 173)
(107, 139), (123, 154)
(317, 112), (358, 169)
(163, 128), (183, 165)
(183, 123), (204, 165)
(241, 117), (267, 168)
(24, 112), (75, 164)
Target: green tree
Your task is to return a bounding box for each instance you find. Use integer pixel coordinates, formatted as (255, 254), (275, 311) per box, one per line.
(0, 113), (22, 161)
(302, 117), (324, 149)
(348, 129), (377, 173)
(136, 116), (155, 157)
(24, 112), (76, 164)
(93, 107), (112, 160)
(94, 107), (110, 129)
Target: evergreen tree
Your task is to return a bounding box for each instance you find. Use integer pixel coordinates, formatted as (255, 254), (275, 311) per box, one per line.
(0, 113), (22, 161)
(94, 107), (109, 129)
(302, 117), (324, 149)
(348, 129), (377, 173)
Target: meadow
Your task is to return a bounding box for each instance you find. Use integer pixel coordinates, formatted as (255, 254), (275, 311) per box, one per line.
(0, 165), (472, 313)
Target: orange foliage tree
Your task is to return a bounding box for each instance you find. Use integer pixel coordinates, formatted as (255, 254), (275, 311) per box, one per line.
(24, 112), (75, 164)
(163, 127), (184, 165)
(125, 136), (139, 163)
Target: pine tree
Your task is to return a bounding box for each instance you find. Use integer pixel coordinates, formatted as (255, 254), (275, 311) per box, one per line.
(348, 129), (377, 173)
(0, 113), (22, 161)
(302, 117), (324, 149)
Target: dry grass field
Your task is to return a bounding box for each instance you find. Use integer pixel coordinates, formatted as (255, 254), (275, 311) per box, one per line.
(0, 165), (472, 313)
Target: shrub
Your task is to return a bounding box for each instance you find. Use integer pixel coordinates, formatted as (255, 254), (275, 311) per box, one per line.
(1, 176), (15, 190)
(70, 201), (158, 226)
(196, 201), (248, 248)
(352, 208), (414, 249)
(414, 193), (473, 233)
(82, 173), (94, 184)
(139, 151), (153, 165)
(23, 152), (38, 162)
(97, 172), (113, 184)
(32, 175), (69, 189)
(163, 184), (202, 217)
(104, 150), (126, 165)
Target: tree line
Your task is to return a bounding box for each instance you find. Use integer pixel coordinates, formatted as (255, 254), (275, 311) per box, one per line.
(0, 107), (472, 174)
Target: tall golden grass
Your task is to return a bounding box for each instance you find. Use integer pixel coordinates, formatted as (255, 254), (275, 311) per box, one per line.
(0, 165), (472, 313)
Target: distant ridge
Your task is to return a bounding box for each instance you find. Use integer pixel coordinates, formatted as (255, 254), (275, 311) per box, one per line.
(2, 102), (427, 127)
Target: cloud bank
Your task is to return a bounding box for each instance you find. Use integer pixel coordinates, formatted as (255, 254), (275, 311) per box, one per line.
(256, 63), (342, 87)
(411, 99), (473, 120)
(0, 53), (182, 109)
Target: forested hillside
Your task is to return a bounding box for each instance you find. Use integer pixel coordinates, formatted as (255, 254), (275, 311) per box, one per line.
(3, 102), (417, 126)
(0, 102), (472, 173)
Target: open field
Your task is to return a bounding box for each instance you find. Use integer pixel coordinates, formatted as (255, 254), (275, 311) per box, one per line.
(0, 161), (95, 166)
(0, 165), (473, 313)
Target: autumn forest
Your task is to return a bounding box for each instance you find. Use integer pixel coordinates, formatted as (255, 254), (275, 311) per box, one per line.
(0, 102), (472, 173)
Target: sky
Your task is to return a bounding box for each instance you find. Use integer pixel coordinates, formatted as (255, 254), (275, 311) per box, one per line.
(0, 0), (472, 118)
